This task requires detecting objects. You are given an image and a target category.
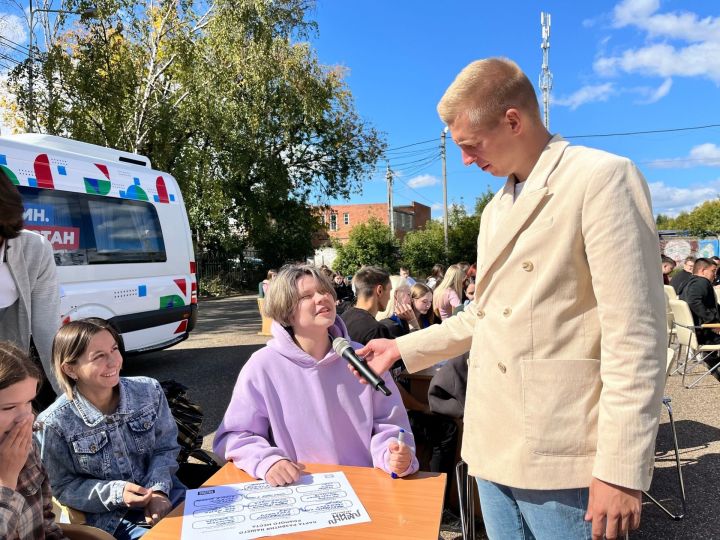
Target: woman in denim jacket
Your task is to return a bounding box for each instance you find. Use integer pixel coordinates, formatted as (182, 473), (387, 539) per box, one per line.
(36, 319), (185, 539)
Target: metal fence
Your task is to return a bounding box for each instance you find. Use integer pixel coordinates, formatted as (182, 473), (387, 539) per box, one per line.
(195, 251), (262, 296)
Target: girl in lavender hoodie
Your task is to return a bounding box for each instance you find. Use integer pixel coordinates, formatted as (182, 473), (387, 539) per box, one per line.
(214, 265), (419, 486)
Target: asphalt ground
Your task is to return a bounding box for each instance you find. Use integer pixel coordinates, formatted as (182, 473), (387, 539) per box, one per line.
(123, 295), (720, 539)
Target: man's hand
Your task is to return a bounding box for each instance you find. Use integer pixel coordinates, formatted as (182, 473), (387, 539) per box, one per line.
(352, 339), (401, 383)
(585, 477), (641, 539)
(0, 415), (33, 491)
(144, 492), (172, 526)
(122, 482), (153, 508)
(387, 439), (412, 476)
(265, 459), (305, 487)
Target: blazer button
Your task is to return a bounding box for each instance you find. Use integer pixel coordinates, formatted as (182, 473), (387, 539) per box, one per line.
(521, 261), (534, 272)
(502, 307), (512, 317)
(477, 309), (485, 319)
(497, 362), (507, 373)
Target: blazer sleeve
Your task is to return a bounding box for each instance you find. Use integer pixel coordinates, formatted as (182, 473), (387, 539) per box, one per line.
(30, 235), (61, 395)
(581, 157), (666, 490)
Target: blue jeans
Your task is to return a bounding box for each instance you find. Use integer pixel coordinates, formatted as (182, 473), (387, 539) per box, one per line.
(476, 477), (592, 540)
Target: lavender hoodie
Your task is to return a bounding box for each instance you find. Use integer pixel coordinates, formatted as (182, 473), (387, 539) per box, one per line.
(213, 316), (419, 480)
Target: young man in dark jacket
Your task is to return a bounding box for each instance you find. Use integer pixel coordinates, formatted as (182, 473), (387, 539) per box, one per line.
(680, 257), (720, 380)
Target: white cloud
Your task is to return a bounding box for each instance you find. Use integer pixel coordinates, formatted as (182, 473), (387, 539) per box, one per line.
(649, 178), (720, 215)
(634, 77), (672, 104)
(0, 14), (27, 46)
(407, 174), (440, 188)
(431, 203), (443, 211)
(595, 0), (720, 83)
(553, 83), (615, 110)
(648, 143), (720, 169)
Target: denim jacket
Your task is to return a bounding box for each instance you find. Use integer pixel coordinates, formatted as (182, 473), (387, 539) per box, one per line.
(36, 376), (182, 535)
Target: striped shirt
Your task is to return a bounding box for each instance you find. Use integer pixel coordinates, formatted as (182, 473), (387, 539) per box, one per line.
(0, 441), (67, 540)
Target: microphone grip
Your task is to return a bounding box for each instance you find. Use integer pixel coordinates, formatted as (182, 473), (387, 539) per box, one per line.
(352, 356), (392, 396)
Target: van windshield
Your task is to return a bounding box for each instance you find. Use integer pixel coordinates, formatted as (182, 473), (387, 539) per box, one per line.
(18, 186), (166, 265)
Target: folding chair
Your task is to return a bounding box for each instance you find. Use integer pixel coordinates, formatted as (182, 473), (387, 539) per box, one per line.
(642, 348), (686, 520)
(664, 285), (678, 300)
(669, 299), (720, 388)
(664, 288), (676, 347)
(455, 460), (476, 540)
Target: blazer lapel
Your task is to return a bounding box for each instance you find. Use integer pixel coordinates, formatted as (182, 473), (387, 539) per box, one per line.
(475, 135), (569, 287)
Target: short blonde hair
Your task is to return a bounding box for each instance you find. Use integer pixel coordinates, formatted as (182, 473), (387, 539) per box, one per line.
(52, 318), (123, 399)
(433, 264), (465, 317)
(264, 265), (337, 327)
(375, 275), (410, 321)
(437, 57), (541, 128)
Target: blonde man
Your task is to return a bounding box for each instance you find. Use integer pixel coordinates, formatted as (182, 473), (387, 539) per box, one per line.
(356, 58), (665, 540)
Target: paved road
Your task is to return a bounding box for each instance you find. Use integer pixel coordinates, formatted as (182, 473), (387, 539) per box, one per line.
(122, 294), (269, 451)
(123, 295), (720, 539)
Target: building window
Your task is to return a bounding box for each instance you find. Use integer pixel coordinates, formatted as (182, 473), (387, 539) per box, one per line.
(343, 212), (350, 225)
(330, 213), (337, 231)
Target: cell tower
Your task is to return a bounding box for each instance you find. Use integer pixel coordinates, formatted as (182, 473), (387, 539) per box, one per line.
(539, 12), (553, 130)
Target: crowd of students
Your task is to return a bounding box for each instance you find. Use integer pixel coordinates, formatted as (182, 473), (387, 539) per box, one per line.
(1, 255), (479, 539)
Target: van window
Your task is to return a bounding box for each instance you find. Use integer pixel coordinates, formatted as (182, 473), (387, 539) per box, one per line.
(18, 186), (166, 265)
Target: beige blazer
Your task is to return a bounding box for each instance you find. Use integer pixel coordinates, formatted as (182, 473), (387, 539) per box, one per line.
(397, 135), (666, 491)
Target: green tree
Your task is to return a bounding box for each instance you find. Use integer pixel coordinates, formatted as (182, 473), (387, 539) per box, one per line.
(6, 0), (385, 263)
(686, 199), (720, 236)
(400, 220), (446, 276)
(332, 218), (399, 276)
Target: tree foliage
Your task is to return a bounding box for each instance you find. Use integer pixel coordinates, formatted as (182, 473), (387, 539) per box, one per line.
(400, 220), (446, 276)
(332, 218), (399, 276)
(655, 198), (720, 236)
(5, 0), (385, 265)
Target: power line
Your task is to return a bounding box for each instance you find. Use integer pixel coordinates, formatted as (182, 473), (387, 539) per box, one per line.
(385, 137), (438, 152)
(0, 36), (30, 54)
(385, 122), (720, 155)
(388, 152), (441, 169)
(565, 123), (720, 139)
(0, 52), (21, 65)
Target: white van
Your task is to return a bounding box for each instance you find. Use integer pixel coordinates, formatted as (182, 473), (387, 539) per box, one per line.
(0, 134), (197, 353)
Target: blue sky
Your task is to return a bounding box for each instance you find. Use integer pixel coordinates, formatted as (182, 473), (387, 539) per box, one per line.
(1, 0), (718, 219)
(309, 0), (720, 218)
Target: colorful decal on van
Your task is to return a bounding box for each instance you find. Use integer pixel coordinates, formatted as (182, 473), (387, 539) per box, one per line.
(95, 163), (110, 179)
(33, 154), (54, 189)
(173, 279), (187, 296)
(84, 177), (112, 195)
(120, 178), (149, 201)
(160, 295), (185, 309)
(0, 164), (19, 185)
(155, 176), (169, 203)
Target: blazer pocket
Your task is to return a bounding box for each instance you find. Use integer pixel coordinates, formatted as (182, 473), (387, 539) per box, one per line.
(520, 216), (554, 238)
(520, 358), (601, 456)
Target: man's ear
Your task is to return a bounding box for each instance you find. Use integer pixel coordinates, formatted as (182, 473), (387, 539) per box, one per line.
(505, 108), (522, 133)
(374, 284), (384, 298)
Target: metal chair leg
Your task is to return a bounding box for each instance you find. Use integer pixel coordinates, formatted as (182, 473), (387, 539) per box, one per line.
(456, 461), (476, 540)
(642, 398), (686, 520)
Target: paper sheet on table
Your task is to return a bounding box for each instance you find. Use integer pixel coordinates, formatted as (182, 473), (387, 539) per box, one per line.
(180, 471), (371, 539)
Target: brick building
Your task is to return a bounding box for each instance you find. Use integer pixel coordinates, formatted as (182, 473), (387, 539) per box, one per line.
(315, 201), (431, 245)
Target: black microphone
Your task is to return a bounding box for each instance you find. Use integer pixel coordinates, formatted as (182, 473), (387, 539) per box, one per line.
(332, 337), (392, 396)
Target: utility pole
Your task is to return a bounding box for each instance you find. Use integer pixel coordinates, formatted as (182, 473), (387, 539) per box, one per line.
(539, 12), (553, 130)
(441, 127), (448, 252)
(28, 0), (34, 133)
(386, 163), (395, 238)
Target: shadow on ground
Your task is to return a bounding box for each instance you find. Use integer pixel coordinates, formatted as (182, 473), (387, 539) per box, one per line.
(123, 344), (263, 436)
